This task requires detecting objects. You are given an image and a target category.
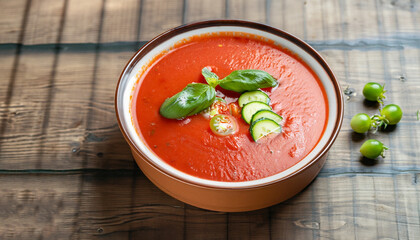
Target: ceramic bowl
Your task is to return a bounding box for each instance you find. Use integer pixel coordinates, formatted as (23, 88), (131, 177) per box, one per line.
(115, 20), (343, 212)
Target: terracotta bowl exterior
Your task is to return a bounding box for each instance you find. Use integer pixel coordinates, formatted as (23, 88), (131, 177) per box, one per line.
(115, 20), (343, 212)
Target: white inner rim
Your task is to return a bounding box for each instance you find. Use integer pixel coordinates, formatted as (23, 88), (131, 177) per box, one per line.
(117, 26), (338, 188)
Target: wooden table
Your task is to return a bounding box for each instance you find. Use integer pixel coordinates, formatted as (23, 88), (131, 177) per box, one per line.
(1, 0), (419, 239)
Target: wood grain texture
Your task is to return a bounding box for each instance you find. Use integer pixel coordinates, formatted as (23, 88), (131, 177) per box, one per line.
(100, 0), (142, 43)
(39, 46), (98, 170)
(228, 208), (270, 239)
(0, 46), (57, 169)
(184, 0), (226, 23)
(1, 172), (417, 239)
(304, 0), (326, 41)
(0, 174), (81, 240)
(185, 206), (227, 240)
(78, 171), (185, 240)
(61, 0), (103, 43)
(80, 48), (137, 170)
(269, 0), (306, 40)
(23, 0), (66, 45)
(0, 0), (28, 43)
(138, 0), (184, 41)
(228, 0), (267, 23)
(0, 46), (17, 112)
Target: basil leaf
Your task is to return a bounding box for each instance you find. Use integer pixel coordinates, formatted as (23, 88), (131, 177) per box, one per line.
(219, 70), (278, 92)
(202, 67), (219, 88)
(160, 83), (216, 119)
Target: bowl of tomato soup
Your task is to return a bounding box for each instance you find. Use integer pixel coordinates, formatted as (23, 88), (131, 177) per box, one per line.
(115, 20), (343, 212)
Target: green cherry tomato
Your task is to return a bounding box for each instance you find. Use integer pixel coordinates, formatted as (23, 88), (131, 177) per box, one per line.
(380, 104), (402, 125)
(209, 114), (238, 136)
(363, 82), (386, 102)
(360, 139), (388, 159)
(350, 113), (372, 133)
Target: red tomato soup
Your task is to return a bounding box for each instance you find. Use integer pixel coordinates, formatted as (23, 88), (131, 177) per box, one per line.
(132, 33), (328, 182)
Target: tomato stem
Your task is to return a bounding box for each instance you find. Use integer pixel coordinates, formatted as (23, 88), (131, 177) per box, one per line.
(380, 145), (389, 158)
(370, 114), (389, 130)
(377, 90), (386, 105)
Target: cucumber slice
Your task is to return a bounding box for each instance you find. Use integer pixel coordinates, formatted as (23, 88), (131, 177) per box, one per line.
(241, 101), (271, 124)
(238, 90), (270, 107)
(251, 110), (283, 125)
(250, 118), (281, 141)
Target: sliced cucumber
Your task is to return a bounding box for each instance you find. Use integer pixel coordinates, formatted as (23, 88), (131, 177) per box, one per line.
(250, 118), (281, 141)
(241, 101), (271, 124)
(251, 110), (283, 125)
(238, 90), (270, 107)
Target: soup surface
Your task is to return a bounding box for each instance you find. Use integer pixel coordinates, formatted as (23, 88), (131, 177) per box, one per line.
(132, 33), (328, 182)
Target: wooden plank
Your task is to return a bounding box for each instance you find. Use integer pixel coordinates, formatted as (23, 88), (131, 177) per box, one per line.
(0, 46), (17, 115)
(0, 46), (57, 169)
(378, 0), (398, 36)
(100, 0), (141, 43)
(80, 47), (137, 169)
(329, 177), (356, 239)
(184, 0), (225, 23)
(339, 0), (380, 40)
(271, 184), (317, 239)
(77, 172), (134, 240)
(270, 173), (420, 239)
(38, 46), (97, 169)
(377, 0), (420, 37)
(0, 172), (185, 240)
(0, 0), (27, 43)
(121, 172), (185, 240)
(2, 172), (419, 239)
(0, 173), (80, 239)
(313, 177), (356, 239)
(0, 47), (103, 170)
(395, 173), (420, 239)
(267, 0), (285, 30)
(373, 176), (399, 238)
(394, 0), (420, 33)
(138, 0), (184, 41)
(228, 209), (270, 239)
(268, 0), (305, 39)
(382, 48), (420, 169)
(20, 0), (144, 45)
(0, 47), (139, 170)
(304, 0), (325, 41)
(185, 206), (227, 240)
(228, 0), (266, 23)
(401, 47), (420, 167)
(61, 0), (103, 43)
(23, 0), (66, 45)
(353, 176), (378, 239)
(320, 0), (342, 40)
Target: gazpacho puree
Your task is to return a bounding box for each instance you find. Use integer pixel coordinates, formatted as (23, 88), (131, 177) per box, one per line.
(132, 32), (328, 182)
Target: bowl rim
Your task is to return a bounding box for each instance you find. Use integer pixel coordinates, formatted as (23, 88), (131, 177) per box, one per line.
(115, 19), (344, 189)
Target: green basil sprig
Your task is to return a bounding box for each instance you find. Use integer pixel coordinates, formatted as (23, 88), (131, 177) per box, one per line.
(218, 69), (278, 92)
(159, 67), (277, 119)
(159, 83), (216, 119)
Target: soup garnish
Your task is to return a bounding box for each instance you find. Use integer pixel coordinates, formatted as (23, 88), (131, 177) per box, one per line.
(159, 67), (278, 120)
(159, 67), (281, 141)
